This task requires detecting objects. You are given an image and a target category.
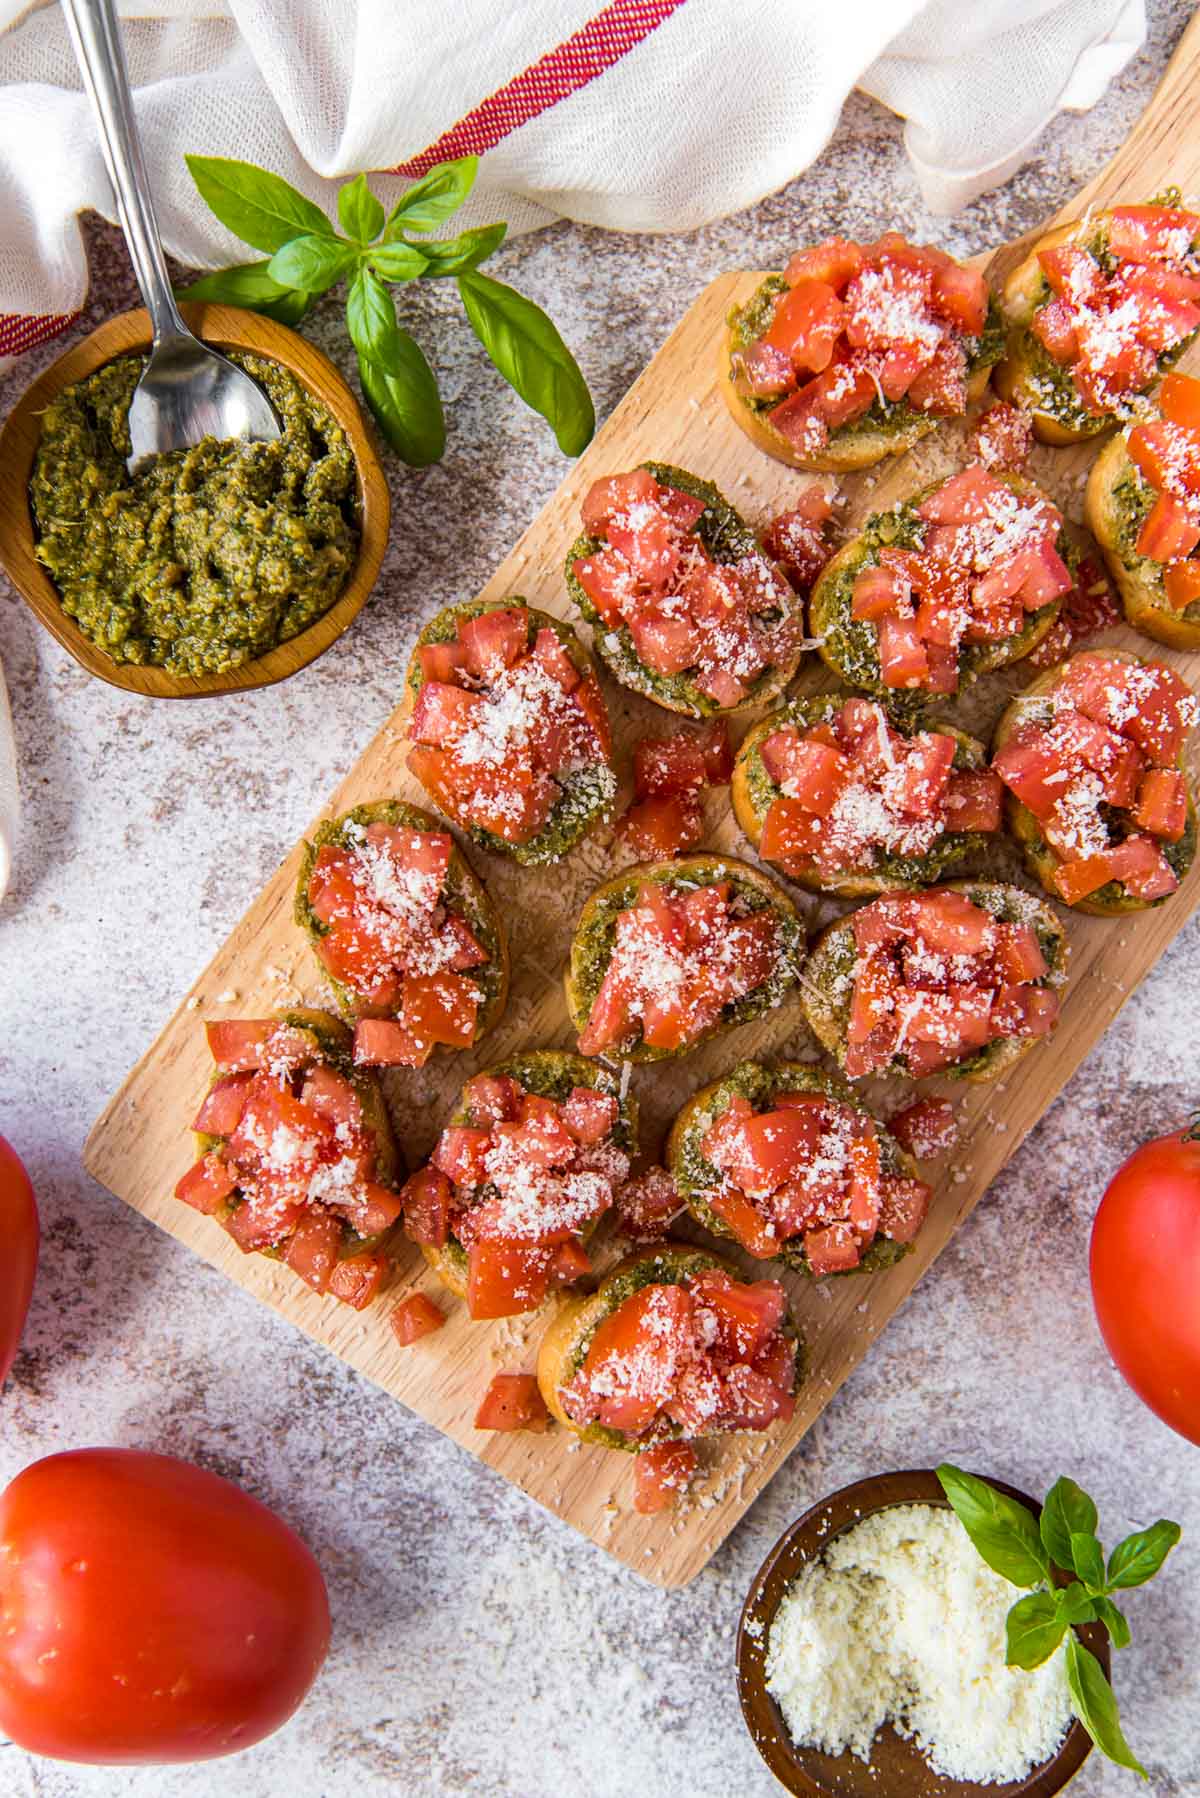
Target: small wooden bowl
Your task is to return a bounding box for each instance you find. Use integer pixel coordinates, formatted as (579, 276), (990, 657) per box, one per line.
(0, 304), (389, 698)
(737, 1469), (1108, 1798)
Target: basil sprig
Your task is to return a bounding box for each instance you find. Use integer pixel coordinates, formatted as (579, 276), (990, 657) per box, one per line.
(938, 1464), (1180, 1779)
(177, 153), (593, 467)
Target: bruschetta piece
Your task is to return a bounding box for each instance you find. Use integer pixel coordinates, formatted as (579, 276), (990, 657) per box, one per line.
(802, 883), (1068, 1082)
(719, 233), (1001, 472)
(537, 1244), (801, 1456)
(294, 800), (509, 1068)
(175, 1008), (403, 1308)
(401, 1051), (637, 1320)
(405, 598), (616, 865)
(564, 462), (805, 715)
(995, 196), (1200, 443)
(808, 466), (1072, 710)
(992, 648), (1198, 914)
(733, 691), (1001, 897)
(1086, 370), (1200, 649)
(565, 853), (806, 1063)
(666, 1061), (932, 1276)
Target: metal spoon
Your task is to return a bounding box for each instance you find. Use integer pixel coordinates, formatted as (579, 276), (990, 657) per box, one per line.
(60, 0), (280, 473)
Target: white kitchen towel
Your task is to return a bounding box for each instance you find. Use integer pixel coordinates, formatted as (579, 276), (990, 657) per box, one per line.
(0, 0), (1146, 363)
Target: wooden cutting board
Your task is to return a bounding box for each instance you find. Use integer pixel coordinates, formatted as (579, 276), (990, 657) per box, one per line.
(85, 15), (1200, 1588)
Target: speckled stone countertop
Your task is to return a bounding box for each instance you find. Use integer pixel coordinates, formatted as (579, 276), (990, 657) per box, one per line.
(2, 10), (1199, 1796)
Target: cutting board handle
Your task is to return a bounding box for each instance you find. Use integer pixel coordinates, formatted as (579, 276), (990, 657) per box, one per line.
(1072, 10), (1200, 213)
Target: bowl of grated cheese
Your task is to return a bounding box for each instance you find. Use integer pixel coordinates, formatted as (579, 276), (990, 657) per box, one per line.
(736, 1469), (1109, 1798)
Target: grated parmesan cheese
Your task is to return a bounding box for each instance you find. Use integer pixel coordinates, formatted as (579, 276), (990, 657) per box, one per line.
(765, 1504), (1072, 1785)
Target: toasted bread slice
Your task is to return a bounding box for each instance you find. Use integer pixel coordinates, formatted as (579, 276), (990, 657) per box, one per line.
(1085, 431), (1200, 650)
(995, 210), (1200, 444)
(193, 1007), (404, 1269)
(404, 598), (616, 865)
(665, 1060), (921, 1276)
(801, 882), (1068, 1083)
(718, 275), (999, 473)
(418, 1050), (637, 1301)
(807, 473), (1065, 717)
(537, 1242), (802, 1450)
(564, 461), (807, 718)
(732, 691), (992, 898)
(564, 853), (806, 1064)
(294, 799), (510, 1050)
(992, 650), (1198, 915)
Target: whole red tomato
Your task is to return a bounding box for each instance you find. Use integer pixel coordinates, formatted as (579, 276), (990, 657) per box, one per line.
(0, 1136), (37, 1387)
(1090, 1124), (1200, 1444)
(0, 1448), (330, 1763)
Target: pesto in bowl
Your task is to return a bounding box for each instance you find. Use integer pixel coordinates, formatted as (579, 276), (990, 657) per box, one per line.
(29, 352), (360, 676)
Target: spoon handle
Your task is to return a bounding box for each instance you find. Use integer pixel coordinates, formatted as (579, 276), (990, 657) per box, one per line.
(60, 0), (189, 349)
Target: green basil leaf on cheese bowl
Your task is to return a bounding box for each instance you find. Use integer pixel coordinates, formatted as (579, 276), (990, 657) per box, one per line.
(807, 468), (1070, 725)
(732, 688), (999, 899)
(990, 647), (1198, 917)
(293, 800), (509, 1065)
(537, 1243), (804, 1454)
(666, 1059), (931, 1279)
(1085, 417), (1200, 652)
(564, 461), (807, 718)
(411, 1050), (637, 1312)
(565, 853), (806, 1064)
(404, 598), (617, 866)
(801, 880), (1069, 1085)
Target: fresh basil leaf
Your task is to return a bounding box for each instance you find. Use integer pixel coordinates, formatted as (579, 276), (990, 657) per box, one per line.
(367, 242), (431, 283)
(1056, 1581), (1098, 1628)
(418, 223), (508, 275)
(937, 1465), (1050, 1590)
(1093, 1595), (1132, 1650)
(384, 156), (477, 236)
(456, 270), (594, 455)
(267, 236), (357, 294)
(356, 344), (445, 467)
(1064, 1632), (1147, 1777)
(1107, 1520), (1182, 1590)
(346, 268), (399, 368)
(1070, 1531), (1107, 1593)
(1040, 1477), (1099, 1573)
(338, 173), (385, 244)
(174, 260), (313, 325)
(1005, 1592), (1066, 1670)
(185, 155), (334, 254)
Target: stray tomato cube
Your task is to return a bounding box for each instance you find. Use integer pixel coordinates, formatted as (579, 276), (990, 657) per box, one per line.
(634, 1440), (698, 1513)
(888, 1098), (958, 1161)
(327, 1250), (388, 1311)
(474, 1372), (550, 1432)
(391, 1292), (446, 1345)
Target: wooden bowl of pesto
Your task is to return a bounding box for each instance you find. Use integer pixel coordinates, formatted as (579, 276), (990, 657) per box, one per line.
(737, 1470), (1107, 1798)
(0, 304), (389, 698)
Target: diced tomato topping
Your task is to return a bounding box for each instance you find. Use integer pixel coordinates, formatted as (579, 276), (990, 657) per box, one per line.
(175, 1151), (238, 1215)
(762, 486), (837, 590)
(401, 1166), (454, 1249)
(327, 1250), (388, 1311)
(784, 237), (865, 289)
(560, 1086), (619, 1146)
(192, 1072), (254, 1138)
(548, 1240), (593, 1285)
(467, 1241), (553, 1320)
(613, 1166), (682, 1241)
(581, 468), (660, 535)
(1107, 205), (1200, 263)
(474, 1372), (550, 1432)
(633, 1441), (698, 1513)
(1102, 834), (1179, 900)
(352, 1018), (421, 1068)
(764, 281), (845, 373)
(461, 1073), (524, 1125)
(969, 402), (1033, 473)
(1164, 559), (1200, 610)
(1137, 491), (1200, 562)
(457, 606), (529, 678)
(204, 1019), (274, 1073)
(283, 1208), (343, 1294)
(1134, 767), (1188, 840)
(391, 1292), (446, 1345)
(888, 1097), (958, 1160)
(417, 641), (467, 683)
(1160, 371), (1200, 433)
